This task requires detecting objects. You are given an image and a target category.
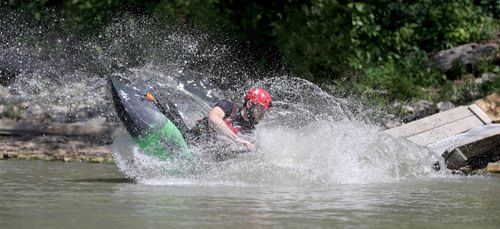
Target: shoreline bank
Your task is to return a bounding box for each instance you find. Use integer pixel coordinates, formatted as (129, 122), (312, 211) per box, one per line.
(0, 135), (113, 163)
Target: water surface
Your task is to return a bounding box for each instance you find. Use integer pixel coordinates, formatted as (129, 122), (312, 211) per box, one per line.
(1, 160), (499, 228)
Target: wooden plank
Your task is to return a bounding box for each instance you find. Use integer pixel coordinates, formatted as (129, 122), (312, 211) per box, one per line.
(475, 92), (500, 120)
(406, 116), (484, 146)
(384, 106), (473, 138)
(443, 130), (500, 170)
(469, 104), (492, 124)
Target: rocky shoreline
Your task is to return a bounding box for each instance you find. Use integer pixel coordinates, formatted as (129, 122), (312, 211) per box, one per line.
(0, 134), (114, 163)
(0, 117), (119, 163)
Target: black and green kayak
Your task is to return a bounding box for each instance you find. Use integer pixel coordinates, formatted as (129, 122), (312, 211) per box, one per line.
(109, 76), (192, 160)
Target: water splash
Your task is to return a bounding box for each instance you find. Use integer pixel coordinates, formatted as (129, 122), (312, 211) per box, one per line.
(253, 120), (439, 184)
(2, 13), (242, 123)
(112, 118), (440, 185)
(109, 74), (441, 185)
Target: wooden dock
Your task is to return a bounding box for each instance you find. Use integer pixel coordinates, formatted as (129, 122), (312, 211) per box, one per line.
(384, 92), (500, 170)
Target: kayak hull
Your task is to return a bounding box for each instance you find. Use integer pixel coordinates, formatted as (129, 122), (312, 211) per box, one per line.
(109, 76), (191, 160)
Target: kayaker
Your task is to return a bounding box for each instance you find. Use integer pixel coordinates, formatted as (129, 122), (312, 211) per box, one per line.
(187, 88), (272, 151)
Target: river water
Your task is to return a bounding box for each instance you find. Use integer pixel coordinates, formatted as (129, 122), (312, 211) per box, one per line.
(1, 160), (499, 228)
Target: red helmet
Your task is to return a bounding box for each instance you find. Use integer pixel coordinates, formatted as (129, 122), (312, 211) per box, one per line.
(245, 88), (272, 110)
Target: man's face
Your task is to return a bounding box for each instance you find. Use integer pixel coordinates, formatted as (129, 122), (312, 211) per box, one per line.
(247, 101), (267, 123)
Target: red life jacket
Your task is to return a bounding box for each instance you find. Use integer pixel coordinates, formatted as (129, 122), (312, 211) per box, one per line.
(223, 105), (242, 134)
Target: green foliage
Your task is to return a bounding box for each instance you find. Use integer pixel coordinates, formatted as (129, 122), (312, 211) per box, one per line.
(480, 76), (500, 95)
(355, 51), (448, 101)
(477, 64), (500, 98)
(61, 0), (127, 34)
(475, 0), (500, 18)
(152, 0), (225, 27)
(275, 0), (497, 79)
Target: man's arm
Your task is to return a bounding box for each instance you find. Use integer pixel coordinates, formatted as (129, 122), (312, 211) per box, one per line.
(208, 106), (255, 151)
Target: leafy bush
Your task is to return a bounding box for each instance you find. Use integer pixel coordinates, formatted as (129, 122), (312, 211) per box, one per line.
(275, 0), (497, 79)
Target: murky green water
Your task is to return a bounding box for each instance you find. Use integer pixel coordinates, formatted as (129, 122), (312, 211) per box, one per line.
(1, 160), (499, 228)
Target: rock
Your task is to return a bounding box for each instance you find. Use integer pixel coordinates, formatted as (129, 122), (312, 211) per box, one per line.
(450, 84), (479, 103)
(437, 101), (455, 112)
(429, 42), (499, 72)
(402, 100), (436, 122)
(402, 105), (414, 114)
(414, 100), (435, 112)
(382, 114), (402, 129)
(384, 120), (401, 129)
(385, 114), (396, 119)
(475, 72), (498, 85)
(486, 162), (500, 173)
